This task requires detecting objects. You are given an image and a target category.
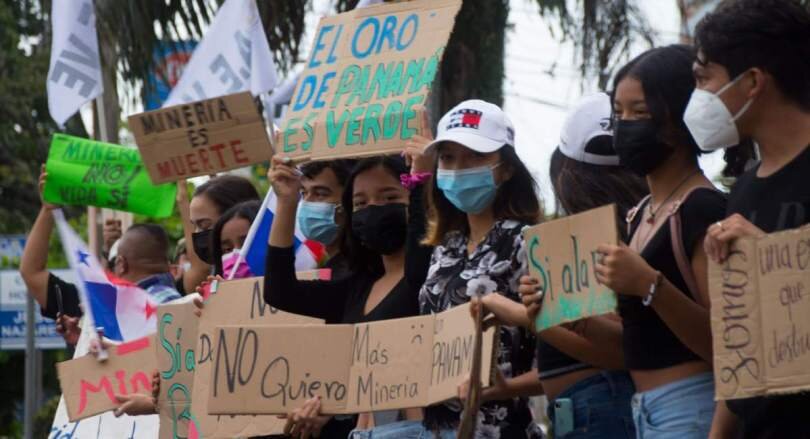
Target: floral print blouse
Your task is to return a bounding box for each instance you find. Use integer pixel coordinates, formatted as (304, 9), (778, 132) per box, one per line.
(419, 220), (541, 439)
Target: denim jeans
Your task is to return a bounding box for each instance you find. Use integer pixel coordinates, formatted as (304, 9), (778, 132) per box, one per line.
(349, 421), (457, 439)
(547, 371), (636, 439)
(631, 372), (715, 439)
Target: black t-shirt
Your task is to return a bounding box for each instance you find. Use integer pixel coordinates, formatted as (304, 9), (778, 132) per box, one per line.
(725, 145), (810, 438)
(619, 188), (727, 369)
(41, 273), (83, 319)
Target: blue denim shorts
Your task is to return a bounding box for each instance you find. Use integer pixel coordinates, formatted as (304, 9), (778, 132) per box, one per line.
(547, 370), (636, 439)
(631, 372), (715, 439)
(349, 420), (457, 439)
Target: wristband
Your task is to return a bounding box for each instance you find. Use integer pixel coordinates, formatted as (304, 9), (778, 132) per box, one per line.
(642, 271), (663, 307)
(400, 172), (432, 190)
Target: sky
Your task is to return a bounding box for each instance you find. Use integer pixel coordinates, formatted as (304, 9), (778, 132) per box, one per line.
(104, 0), (727, 211)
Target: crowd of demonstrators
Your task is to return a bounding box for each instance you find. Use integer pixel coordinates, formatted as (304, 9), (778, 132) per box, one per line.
(472, 92), (646, 438)
(266, 140), (435, 438)
(20, 0), (810, 438)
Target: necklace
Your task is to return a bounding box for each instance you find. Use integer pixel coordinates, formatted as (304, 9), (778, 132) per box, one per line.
(646, 170), (701, 224)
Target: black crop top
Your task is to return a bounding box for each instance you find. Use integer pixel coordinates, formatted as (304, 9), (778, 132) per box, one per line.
(619, 187), (726, 370)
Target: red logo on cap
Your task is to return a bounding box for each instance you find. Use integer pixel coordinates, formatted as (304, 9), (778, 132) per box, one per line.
(447, 109), (483, 130)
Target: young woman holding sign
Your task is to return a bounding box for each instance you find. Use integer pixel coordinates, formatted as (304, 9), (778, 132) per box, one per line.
(474, 92), (647, 438)
(264, 127), (435, 438)
(416, 100), (544, 439)
(585, 45), (726, 438)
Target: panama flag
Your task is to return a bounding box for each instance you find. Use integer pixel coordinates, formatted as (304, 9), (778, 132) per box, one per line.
(228, 191), (325, 279)
(53, 210), (158, 341)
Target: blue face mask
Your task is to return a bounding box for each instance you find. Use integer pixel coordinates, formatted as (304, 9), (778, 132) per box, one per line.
(297, 201), (339, 245)
(436, 163), (501, 214)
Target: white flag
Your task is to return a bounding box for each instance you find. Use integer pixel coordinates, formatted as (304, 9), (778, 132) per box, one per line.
(46, 0), (103, 127)
(164, 0), (278, 107)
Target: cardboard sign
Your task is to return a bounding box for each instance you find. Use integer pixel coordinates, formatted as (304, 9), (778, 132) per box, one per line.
(43, 134), (177, 217)
(279, 0), (462, 161)
(50, 324), (159, 438)
(129, 92), (272, 184)
(57, 335), (156, 421)
(524, 205), (619, 331)
(156, 300), (201, 439)
(207, 303), (496, 415)
(191, 277), (324, 437)
(709, 225), (810, 400)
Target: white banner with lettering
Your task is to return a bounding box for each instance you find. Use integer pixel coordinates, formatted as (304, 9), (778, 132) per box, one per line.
(46, 0), (103, 127)
(164, 0), (277, 107)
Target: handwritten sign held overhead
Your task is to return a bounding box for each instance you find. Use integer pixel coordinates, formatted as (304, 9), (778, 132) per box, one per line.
(129, 92), (272, 184)
(43, 134), (177, 217)
(206, 303), (495, 415)
(57, 335), (156, 422)
(524, 205), (619, 331)
(280, 0), (462, 161)
(709, 225), (810, 400)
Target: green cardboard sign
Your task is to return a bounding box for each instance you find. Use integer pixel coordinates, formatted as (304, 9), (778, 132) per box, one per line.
(43, 134), (176, 217)
(525, 204), (619, 331)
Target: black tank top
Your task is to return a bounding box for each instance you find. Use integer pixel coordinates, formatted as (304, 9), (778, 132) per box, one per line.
(619, 187), (726, 370)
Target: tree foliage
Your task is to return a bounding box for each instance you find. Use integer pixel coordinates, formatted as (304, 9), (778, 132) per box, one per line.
(0, 1), (87, 235)
(535, 0), (655, 89)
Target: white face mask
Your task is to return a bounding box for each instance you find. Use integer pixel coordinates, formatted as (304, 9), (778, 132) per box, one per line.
(683, 72), (754, 152)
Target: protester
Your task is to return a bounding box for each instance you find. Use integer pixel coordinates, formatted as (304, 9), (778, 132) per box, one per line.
(179, 175), (260, 294)
(692, 1), (810, 437)
(20, 167), (182, 347)
(475, 93), (647, 438)
(587, 45), (726, 438)
(266, 150), (434, 438)
(210, 200), (261, 278)
(298, 160), (355, 278)
(416, 99), (543, 438)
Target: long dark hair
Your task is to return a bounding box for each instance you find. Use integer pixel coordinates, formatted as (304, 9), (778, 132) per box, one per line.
(193, 175), (260, 214)
(550, 148), (648, 240)
(612, 44), (701, 159)
(211, 200), (261, 276)
(424, 145), (542, 246)
(339, 156), (410, 273)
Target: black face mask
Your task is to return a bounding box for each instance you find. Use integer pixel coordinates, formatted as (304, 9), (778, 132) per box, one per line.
(351, 203), (407, 255)
(613, 119), (673, 176)
(191, 229), (214, 264)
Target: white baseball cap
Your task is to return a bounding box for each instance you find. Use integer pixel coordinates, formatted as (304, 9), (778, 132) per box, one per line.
(425, 99), (515, 153)
(558, 93), (619, 166)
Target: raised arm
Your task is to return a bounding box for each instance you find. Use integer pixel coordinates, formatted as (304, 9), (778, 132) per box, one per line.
(20, 166), (58, 308)
(402, 123), (435, 291)
(265, 156), (350, 323)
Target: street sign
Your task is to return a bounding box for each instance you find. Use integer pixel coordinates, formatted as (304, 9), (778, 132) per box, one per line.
(0, 269), (74, 350)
